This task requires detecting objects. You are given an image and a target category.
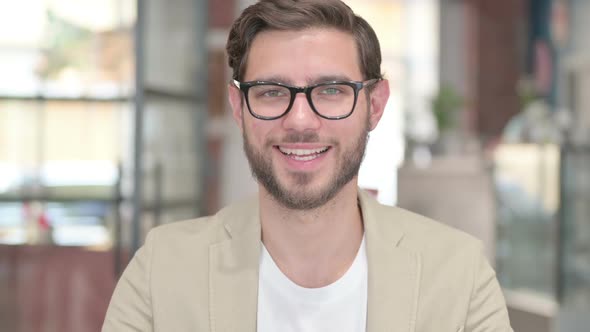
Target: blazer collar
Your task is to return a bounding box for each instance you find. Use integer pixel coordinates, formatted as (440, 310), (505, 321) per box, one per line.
(208, 190), (421, 332)
(360, 190), (421, 332)
(209, 197), (261, 332)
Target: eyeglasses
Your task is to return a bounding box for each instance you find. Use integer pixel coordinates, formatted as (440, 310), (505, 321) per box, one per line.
(232, 78), (380, 120)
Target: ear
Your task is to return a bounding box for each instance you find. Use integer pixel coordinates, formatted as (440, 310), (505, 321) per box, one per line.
(367, 79), (390, 131)
(228, 83), (245, 131)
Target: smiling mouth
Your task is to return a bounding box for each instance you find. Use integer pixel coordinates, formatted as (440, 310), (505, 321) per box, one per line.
(277, 146), (330, 161)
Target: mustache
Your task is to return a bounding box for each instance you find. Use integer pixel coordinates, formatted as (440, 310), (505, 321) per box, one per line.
(266, 131), (321, 145)
(282, 131), (320, 143)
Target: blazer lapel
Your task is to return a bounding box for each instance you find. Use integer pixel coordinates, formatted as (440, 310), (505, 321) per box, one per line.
(209, 201), (261, 332)
(207, 190), (422, 332)
(360, 190), (422, 332)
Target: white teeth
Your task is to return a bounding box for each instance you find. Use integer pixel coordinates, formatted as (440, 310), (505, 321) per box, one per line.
(278, 146), (329, 156)
(278, 146), (329, 161)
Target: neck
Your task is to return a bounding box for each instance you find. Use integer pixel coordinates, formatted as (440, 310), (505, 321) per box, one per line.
(259, 181), (364, 288)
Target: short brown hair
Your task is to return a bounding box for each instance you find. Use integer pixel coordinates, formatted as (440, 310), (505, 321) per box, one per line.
(226, 0), (383, 82)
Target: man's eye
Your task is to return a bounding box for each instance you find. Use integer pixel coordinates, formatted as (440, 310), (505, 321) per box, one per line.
(262, 89), (286, 97)
(319, 87), (342, 95)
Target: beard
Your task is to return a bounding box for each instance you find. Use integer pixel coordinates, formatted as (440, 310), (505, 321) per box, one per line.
(242, 116), (370, 210)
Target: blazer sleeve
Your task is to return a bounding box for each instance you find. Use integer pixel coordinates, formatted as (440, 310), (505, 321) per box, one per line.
(102, 231), (155, 332)
(465, 244), (513, 332)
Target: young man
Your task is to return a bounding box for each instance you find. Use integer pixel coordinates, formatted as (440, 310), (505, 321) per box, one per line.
(103, 0), (513, 331)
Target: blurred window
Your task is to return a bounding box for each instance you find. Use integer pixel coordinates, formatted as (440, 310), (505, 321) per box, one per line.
(0, 0), (135, 246)
(494, 144), (559, 299)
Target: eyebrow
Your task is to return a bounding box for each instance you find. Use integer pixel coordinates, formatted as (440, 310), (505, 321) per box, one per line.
(308, 75), (353, 84)
(250, 74), (355, 86)
(252, 75), (294, 84)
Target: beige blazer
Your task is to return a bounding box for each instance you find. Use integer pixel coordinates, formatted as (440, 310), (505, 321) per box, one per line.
(103, 190), (512, 332)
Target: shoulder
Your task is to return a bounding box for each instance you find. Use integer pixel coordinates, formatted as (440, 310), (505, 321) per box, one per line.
(391, 205), (480, 250)
(374, 203), (489, 290)
(146, 195), (259, 247)
(368, 200), (489, 281)
(361, 190), (483, 259)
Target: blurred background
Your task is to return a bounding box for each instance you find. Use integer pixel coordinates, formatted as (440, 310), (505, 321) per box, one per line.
(0, 0), (588, 331)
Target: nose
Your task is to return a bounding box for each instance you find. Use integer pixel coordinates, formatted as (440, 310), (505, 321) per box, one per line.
(281, 93), (321, 131)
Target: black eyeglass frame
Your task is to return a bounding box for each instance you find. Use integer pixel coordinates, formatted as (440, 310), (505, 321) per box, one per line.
(232, 78), (381, 120)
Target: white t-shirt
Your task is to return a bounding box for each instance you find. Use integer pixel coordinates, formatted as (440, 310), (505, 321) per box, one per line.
(257, 237), (368, 332)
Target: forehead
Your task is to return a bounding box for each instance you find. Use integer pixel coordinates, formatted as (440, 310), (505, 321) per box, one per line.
(244, 28), (362, 83)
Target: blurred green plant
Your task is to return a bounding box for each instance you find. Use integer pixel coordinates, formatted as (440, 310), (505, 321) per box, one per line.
(517, 77), (538, 110)
(431, 84), (463, 134)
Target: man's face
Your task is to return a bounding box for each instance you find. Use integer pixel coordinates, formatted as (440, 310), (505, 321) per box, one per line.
(229, 28), (388, 210)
